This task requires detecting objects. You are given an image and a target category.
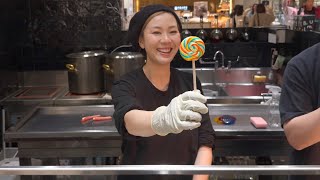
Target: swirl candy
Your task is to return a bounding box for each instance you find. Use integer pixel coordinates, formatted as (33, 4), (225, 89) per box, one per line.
(179, 36), (205, 61)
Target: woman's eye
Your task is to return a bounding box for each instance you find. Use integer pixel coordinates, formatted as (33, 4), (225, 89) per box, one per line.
(152, 32), (161, 35)
(170, 31), (178, 34)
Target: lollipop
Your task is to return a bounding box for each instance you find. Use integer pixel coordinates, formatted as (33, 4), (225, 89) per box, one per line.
(179, 36), (205, 90)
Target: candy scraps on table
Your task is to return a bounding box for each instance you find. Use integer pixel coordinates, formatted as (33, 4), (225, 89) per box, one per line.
(214, 115), (236, 125)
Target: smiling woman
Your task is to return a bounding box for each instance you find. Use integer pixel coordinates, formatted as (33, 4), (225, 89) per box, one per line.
(111, 4), (215, 180)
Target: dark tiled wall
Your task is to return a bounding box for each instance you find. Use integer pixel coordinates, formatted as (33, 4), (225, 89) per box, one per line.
(0, 0), (126, 71)
(2, 0), (317, 71)
(0, 0), (276, 71)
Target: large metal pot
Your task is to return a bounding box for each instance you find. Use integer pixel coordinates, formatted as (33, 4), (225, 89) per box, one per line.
(66, 50), (106, 94)
(103, 52), (145, 92)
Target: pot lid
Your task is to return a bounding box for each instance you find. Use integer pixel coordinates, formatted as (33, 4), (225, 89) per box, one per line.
(110, 52), (144, 59)
(66, 50), (106, 58)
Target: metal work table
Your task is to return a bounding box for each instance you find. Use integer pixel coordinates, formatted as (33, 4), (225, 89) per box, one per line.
(208, 104), (291, 156)
(4, 104), (291, 165)
(5, 105), (121, 160)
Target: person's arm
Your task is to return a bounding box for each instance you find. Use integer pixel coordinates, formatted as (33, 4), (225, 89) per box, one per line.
(297, 7), (302, 15)
(193, 146), (213, 180)
(283, 107), (320, 150)
(243, 8), (250, 17)
(124, 91), (208, 137)
(266, 6), (274, 15)
(124, 110), (155, 137)
(280, 56), (318, 150)
(248, 15), (254, 27)
(268, 13), (276, 24)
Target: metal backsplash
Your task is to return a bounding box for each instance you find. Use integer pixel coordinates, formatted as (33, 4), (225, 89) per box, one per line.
(17, 71), (68, 87)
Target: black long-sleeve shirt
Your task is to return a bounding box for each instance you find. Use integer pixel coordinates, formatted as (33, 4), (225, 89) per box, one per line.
(112, 67), (215, 180)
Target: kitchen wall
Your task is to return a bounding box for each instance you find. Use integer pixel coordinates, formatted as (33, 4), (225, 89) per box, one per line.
(0, 0), (271, 73)
(0, 0), (126, 72)
(0, 1), (318, 77)
(0, 1), (20, 97)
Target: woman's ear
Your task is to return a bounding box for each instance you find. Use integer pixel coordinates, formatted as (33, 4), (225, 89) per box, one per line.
(139, 36), (145, 49)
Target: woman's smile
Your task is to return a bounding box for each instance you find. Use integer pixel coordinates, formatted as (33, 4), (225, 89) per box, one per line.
(157, 48), (172, 53)
(157, 48), (173, 57)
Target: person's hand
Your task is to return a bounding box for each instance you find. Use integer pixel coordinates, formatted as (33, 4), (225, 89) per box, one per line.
(151, 90), (208, 136)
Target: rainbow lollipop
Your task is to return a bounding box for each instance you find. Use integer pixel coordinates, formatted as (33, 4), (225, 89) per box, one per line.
(179, 36), (205, 90)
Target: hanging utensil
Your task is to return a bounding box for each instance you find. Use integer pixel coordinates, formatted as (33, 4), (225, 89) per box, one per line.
(210, 15), (223, 43)
(181, 17), (192, 39)
(225, 28), (238, 42)
(196, 15), (208, 42)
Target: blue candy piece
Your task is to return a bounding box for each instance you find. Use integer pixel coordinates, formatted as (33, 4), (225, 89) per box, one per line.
(220, 115), (236, 125)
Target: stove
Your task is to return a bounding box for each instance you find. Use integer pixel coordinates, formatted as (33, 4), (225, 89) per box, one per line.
(3, 86), (112, 106)
(3, 86), (66, 129)
(5, 86), (66, 102)
(14, 86), (61, 99)
(64, 92), (106, 98)
(2, 86), (112, 130)
(0, 87), (19, 103)
(54, 89), (112, 106)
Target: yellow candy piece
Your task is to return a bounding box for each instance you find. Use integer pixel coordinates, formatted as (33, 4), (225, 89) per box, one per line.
(214, 117), (224, 124)
(179, 36), (205, 61)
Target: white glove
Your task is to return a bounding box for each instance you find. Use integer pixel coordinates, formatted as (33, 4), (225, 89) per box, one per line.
(151, 90), (208, 136)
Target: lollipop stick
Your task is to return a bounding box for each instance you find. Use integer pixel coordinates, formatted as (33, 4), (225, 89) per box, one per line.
(192, 60), (197, 90)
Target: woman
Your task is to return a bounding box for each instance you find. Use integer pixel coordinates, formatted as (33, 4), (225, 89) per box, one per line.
(298, 0), (316, 15)
(231, 5), (244, 27)
(249, 3), (275, 27)
(244, 3), (257, 26)
(111, 4), (215, 180)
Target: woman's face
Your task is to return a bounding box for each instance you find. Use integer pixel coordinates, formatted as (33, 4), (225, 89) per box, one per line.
(139, 12), (181, 65)
(305, 0), (314, 9)
(253, 4), (257, 13)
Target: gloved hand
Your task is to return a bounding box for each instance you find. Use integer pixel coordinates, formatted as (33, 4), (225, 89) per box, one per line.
(151, 90), (208, 136)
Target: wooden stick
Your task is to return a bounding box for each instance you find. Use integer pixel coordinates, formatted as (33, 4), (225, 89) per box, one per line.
(192, 60), (197, 90)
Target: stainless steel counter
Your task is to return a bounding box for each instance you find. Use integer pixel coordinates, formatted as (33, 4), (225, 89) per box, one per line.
(4, 104), (291, 160)
(6, 105), (118, 139)
(208, 104), (291, 156)
(5, 104), (282, 139)
(5, 105), (121, 162)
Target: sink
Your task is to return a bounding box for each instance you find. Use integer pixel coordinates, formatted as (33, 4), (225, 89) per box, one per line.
(202, 83), (269, 104)
(179, 67), (272, 84)
(201, 84), (228, 97)
(224, 83), (268, 96)
(202, 83), (268, 97)
(178, 68), (273, 104)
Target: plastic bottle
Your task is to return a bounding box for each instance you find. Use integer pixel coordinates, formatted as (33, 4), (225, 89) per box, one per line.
(265, 85), (281, 128)
(300, 8), (305, 16)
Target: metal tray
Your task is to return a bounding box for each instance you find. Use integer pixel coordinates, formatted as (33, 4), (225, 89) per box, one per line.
(208, 104), (283, 137)
(5, 105), (119, 140)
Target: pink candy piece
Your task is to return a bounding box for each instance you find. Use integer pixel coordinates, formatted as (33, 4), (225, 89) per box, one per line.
(250, 117), (268, 129)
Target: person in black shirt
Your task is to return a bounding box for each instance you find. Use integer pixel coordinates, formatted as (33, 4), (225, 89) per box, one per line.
(298, 0), (316, 15)
(111, 4), (215, 180)
(280, 42), (320, 180)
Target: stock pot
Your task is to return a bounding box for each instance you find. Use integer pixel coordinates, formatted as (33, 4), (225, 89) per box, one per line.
(66, 50), (106, 94)
(103, 52), (145, 92)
